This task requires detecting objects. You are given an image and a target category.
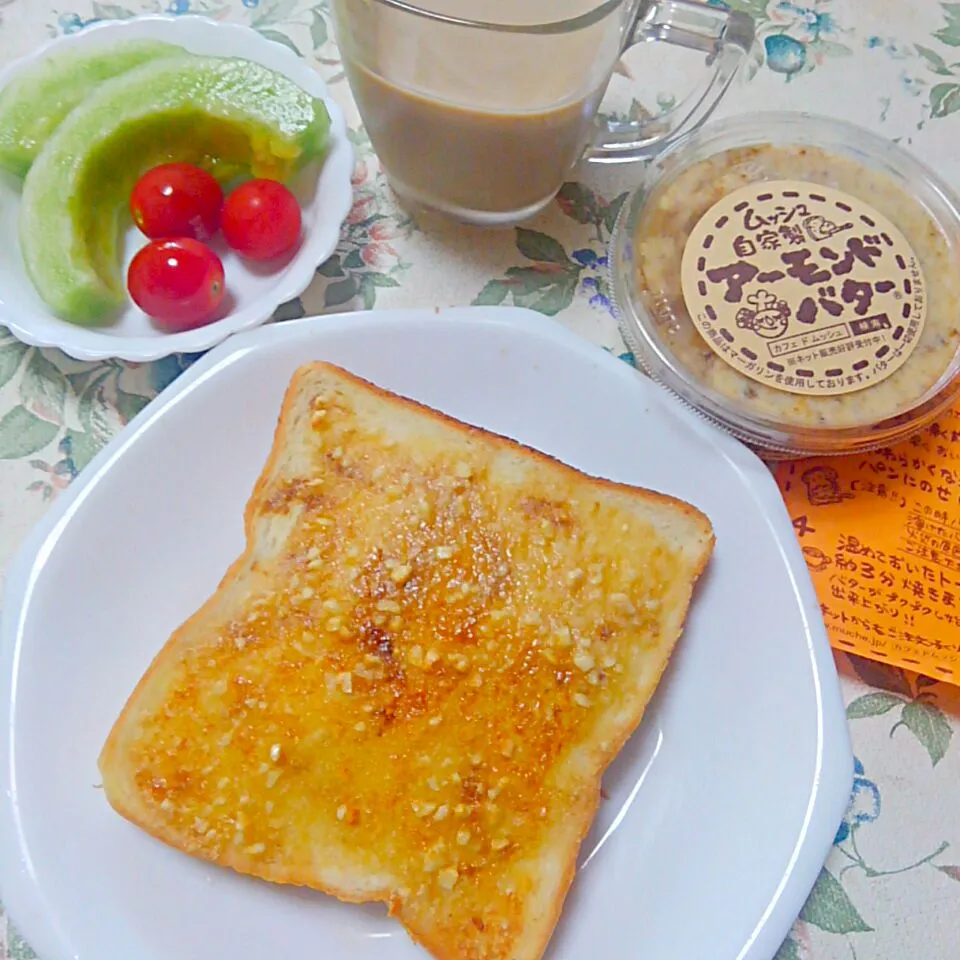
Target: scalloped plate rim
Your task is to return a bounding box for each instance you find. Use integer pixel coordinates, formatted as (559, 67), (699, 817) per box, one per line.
(0, 14), (354, 363)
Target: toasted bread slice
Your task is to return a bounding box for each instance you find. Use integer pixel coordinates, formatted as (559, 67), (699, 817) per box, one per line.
(99, 362), (714, 960)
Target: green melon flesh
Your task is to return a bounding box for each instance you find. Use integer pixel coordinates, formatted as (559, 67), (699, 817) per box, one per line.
(0, 40), (183, 179)
(19, 54), (332, 326)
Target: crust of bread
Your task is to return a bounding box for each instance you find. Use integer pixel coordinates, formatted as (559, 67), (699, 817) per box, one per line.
(99, 361), (714, 960)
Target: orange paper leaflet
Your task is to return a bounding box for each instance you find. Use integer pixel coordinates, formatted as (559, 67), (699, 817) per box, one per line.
(775, 411), (960, 686)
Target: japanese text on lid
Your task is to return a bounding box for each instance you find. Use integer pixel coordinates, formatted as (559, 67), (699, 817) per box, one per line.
(681, 180), (927, 397)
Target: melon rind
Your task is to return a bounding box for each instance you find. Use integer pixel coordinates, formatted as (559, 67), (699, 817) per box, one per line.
(0, 39), (183, 179)
(19, 54), (331, 326)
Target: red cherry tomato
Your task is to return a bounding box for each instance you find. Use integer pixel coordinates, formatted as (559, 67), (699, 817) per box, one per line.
(127, 238), (226, 332)
(221, 178), (302, 261)
(130, 163), (224, 241)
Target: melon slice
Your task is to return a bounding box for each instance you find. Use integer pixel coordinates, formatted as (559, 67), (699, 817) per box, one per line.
(19, 54), (331, 326)
(0, 39), (183, 179)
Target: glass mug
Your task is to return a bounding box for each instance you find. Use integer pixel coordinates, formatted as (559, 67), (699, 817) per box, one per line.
(332, 0), (755, 226)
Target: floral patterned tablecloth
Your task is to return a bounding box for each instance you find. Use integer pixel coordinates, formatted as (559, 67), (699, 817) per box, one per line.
(1, 1), (959, 958)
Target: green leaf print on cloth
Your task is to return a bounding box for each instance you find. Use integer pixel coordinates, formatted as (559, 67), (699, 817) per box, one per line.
(902, 5), (960, 121)
(310, 7), (327, 48)
(915, 43), (956, 76)
(898, 699), (954, 766)
(316, 134), (413, 311)
(0, 337), (28, 392)
(2, 919), (37, 960)
(20, 351), (67, 425)
(473, 185), (626, 318)
(800, 868), (873, 934)
(91, 2), (134, 19)
(254, 27), (301, 54)
(846, 691), (903, 719)
(846, 656), (954, 766)
(0, 407), (59, 460)
(930, 81), (960, 117)
(803, 750), (955, 958)
(773, 936), (801, 960)
(934, 2), (960, 46)
(474, 230), (581, 317)
(0, 342), (169, 499)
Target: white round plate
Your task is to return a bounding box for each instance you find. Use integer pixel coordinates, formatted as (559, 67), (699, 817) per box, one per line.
(0, 15), (353, 363)
(0, 306), (852, 960)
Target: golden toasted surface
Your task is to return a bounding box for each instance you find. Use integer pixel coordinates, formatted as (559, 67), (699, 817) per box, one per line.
(100, 362), (714, 960)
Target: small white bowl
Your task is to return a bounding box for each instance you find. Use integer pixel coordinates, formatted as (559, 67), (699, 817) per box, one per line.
(0, 15), (354, 362)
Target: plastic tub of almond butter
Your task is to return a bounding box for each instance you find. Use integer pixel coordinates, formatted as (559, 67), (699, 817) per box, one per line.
(609, 112), (960, 458)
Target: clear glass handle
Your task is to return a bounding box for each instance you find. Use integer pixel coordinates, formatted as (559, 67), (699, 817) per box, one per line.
(587, 0), (755, 164)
